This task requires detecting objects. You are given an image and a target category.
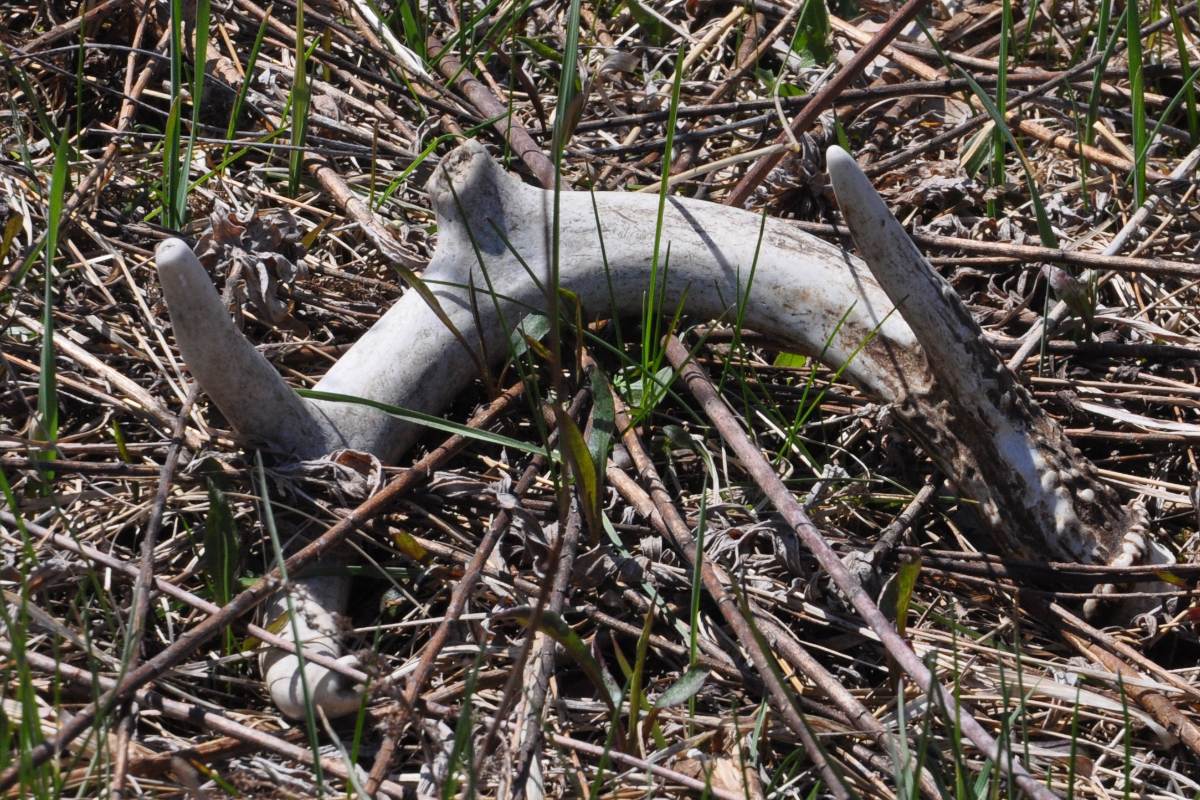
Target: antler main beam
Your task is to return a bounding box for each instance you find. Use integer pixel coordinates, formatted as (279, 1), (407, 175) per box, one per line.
(156, 140), (1145, 718)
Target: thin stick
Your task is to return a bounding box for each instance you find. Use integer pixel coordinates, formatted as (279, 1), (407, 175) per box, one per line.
(0, 383), (524, 790)
(663, 335), (1061, 800)
(723, 0), (929, 208)
(418, 697), (748, 800)
(608, 462), (942, 800)
(0, 509), (367, 686)
(0, 9), (167, 296)
(112, 384), (199, 796)
(1057, 629), (1200, 759)
(1008, 141), (1200, 369)
(0, 641), (415, 800)
(393, 385), (588, 733)
(606, 406), (852, 799)
(786, 219), (1200, 280)
(428, 35), (557, 189)
(863, 1), (1199, 178)
(1046, 600), (1200, 702)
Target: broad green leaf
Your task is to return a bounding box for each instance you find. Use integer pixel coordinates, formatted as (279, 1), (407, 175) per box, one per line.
(625, 0), (667, 46)
(792, 0), (832, 67)
(202, 461), (239, 607)
(662, 425), (704, 459)
(516, 36), (563, 63)
(894, 557), (922, 638)
(0, 212), (21, 262)
(393, 530), (432, 565)
(553, 404), (600, 544)
(509, 313), (551, 358)
(243, 611), (291, 652)
(663, 424), (718, 486)
(588, 368), (615, 480)
(772, 352), (807, 368)
(521, 332), (553, 361)
(496, 607), (621, 710)
(654, 666), (710, 708)
(616, 366), (674, 411)
(1154, 570), (1190, 589)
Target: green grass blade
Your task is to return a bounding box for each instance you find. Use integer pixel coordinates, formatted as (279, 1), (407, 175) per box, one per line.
(552, 403), (600, 543)
(164, 0), (185, 229)
(1085, 2), (1125, 151)
(296, 389), (548, 456)
(1169, 0), (1199, 145)
(733, 582), (857, 799)
(717, 207), (767, 392)
(495, 606), (622, 712)
(549, 0), (585, 299)
(625, 599), (655, 750)
(642, 43), (686, 384)
(1127, 0), (1147, 206)
(162, 96), (183, 228)
(204, 498), (239, 648)
(222, 4), (273, 171)
(1131, 61), (1200, 172)
(893, 557), (921, 638)
(255, 452), (326, 790)
(1166, 0), (1195, 145)
(200, 459), (239, 650)
(0, 471), (56, 797)
(689, 484), (707, 666)
(958, 70), (1058, 248)
(0, 44), (59, 145)
(173, 0), (211, 226)
(989, 0), (1012, 218)
(289, 0), (310, 198)
(587, 367), (616, 479)
(37, 127), (71, 465)
(397, 0), (427, 62)
(1065, 685), (1082, 800)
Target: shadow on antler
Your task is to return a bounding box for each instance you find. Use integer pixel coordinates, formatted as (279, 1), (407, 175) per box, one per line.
(155, 140), (1162, 720)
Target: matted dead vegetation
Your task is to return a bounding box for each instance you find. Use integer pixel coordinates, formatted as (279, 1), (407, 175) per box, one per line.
(3, 0), (1200, 798)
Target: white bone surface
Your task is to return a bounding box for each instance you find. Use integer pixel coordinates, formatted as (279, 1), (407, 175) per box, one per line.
(259, 568), (364, 720)
(154, 239), (342, 458)
(313, 140), (920, 462)
(156, 140), (1145, 719)
(825, 146), (1130, 565)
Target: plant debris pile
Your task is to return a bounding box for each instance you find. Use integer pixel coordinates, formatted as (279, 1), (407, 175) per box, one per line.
(3, 0), (1200, 798)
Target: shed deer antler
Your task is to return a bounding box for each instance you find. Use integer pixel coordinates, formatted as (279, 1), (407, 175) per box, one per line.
(155, 141), (1157, 719)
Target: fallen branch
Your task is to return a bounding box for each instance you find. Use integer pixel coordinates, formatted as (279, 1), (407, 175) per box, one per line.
(0, 385), (523, 788)
(661, 334), (1057, 800)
